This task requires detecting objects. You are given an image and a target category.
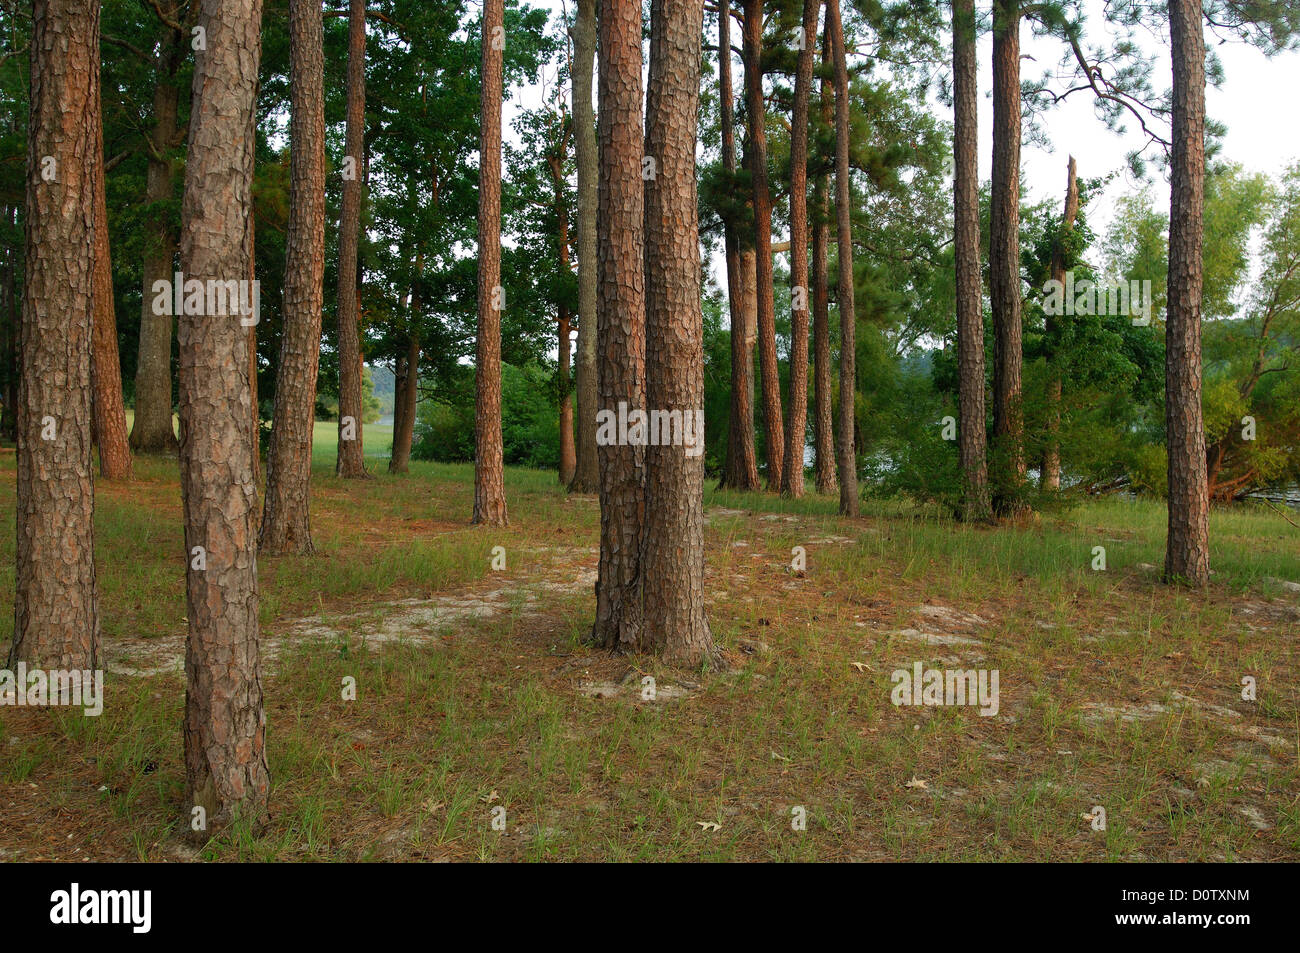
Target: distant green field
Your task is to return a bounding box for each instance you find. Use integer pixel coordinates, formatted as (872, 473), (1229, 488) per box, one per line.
(123, 410), (394, 463)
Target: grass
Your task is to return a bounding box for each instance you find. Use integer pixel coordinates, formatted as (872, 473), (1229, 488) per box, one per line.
(0, 427), (1298, 861)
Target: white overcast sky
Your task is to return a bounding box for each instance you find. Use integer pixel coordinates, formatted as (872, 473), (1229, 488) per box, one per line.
(504, 0), (1299, 308)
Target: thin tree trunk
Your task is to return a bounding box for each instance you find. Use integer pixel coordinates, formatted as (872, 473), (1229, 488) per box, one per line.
(570, 0), (599, 493)
(828, 0), (858, 516)
(261, 0), (326, 555)
(780, 0), (818, 498)
(249, 207), (259, 482)
(1, 206), (16, 443)
(812, 25), (837, 495)
(558, 303), (575, 484)
(130, 29), (183, 455)
(177, 0), (271, 834)
(389, 351), (406, 465)
(718, 0), (760, 492)
(11, 0), (101, 671)
(550, 143), (577, 486)
(591, 0), (646, 651)
(335, 0), (367, 478)
(953, 0), (990, 521)
(90, 53), (132, 481)
(389, 331), (418, 473)
(642, 0), (718, 666)
(1164, 0), (1210, 586)
(1041, 155), (1078, 492)
(473, 0), (508, 525)
(990, 0), (1025, 515)
(743, 0), (784, 490)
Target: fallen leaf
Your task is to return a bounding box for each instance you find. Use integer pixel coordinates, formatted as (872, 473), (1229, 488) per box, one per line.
(696, 821), (721, 832)
(905, 777), (929, 790)
(480, 790), (499, 804)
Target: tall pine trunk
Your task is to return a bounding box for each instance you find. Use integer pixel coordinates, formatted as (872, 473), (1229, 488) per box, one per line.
(642, 0), (718, 666)
(719, 0), (760, 492)
(828, 0), (858, 516)
(592, 0), (646, 651)
(473, 0), (508, 526)
(1, 206), (17, 443)
(743, 0), (784, 490)
(90, 50), (132, 482)
(389, 331), (418, 473)
(335, 0), (368, 478)
(569, 0), (599, 493)
(953, 0), (990, 521)
(178, 0), (271, 834)
(130, 27), (183, 455)
(989, 0), (1025, 516)
(780, 0), (819, 498)
(1164, 0), (1210, 586)
(262, 0), (326, 554)
(552, 141), (576, 486)
(11, 0), (102, 670)
(812, 26), (837, 495)
(1041, 156), (1078, 492)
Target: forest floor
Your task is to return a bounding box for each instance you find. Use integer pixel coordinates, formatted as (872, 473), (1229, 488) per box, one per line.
(1, 437), (1299, 861)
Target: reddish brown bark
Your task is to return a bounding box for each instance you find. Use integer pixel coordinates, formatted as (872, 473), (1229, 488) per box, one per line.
(1164, 0), (1210, 586)
(780, 0), (819, 498)
(177, 0), (271, 834)
(743, 0), (784, 490)
(719, 0), (759, 492)
(828, 0), (858, 516)
(11, 0), (102, 671)
(592, 0), (646, 651)
(642, 0), (718, 666)
(990, 0), (1025, 515)
(335, 0), (368, 478)
(812, 26), (837, 496)
(90, 51), (132, 482)
(953, 0), (989, 521)
(262, 0), (327, 555)
(473, 0), (508, 526)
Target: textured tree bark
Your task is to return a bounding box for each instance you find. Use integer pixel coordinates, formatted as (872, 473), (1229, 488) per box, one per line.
(388, 332), (418, 473)
(569, 0), (599, 493)
(558, 303), (575, 484)
(551, 145), (577, 486)
(742, 0), (784, 490)
(11, 0), (102, 671)
(812, 27), (837, 496)
(1041, 156), (1079, 492)
(129, 27), (184, 455)
(1164, 0), (1210, 586)
(642, 0), (718, 666)
(473, 0), (508, 526)
(780, 0), (818, 499)
(990, 0), (1025, 516)
(1, 209), (16, 443)
(828, 0), (858, 516)
(249, 208), (259, 482)
(718, 0), (760, 492)
(90, 55), (132, 482)
(335, 0), (368, 478)
(953, 0), (990, 521)
(177, 0), (271, 834)
(591, 0), (646, 651)
(262, 0), (326, 555)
